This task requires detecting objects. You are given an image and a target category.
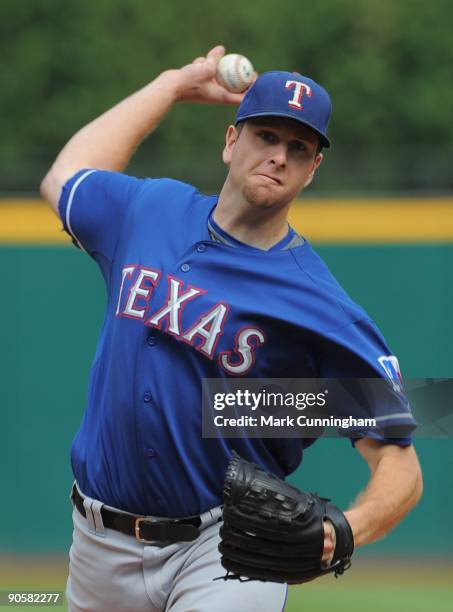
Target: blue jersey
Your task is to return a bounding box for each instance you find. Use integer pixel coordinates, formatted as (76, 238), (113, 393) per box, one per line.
(59, 169), (416, 517)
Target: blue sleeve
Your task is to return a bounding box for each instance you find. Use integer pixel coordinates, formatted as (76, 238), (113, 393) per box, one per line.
(317, 318), (416, 448)
(58, 169), (145, 262)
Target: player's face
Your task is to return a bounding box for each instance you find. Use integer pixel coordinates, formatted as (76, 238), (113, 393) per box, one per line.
(222, 117), (323, 210)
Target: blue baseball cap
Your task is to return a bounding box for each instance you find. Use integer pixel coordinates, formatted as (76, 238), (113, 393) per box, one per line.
(235, 71), (332, 148)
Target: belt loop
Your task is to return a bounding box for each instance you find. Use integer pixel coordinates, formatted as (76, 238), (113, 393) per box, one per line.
(83, 497), (96, 534)
(199, 505), (223, 528)
(76, 483), (106, 538)
(91, 500), (106, 538)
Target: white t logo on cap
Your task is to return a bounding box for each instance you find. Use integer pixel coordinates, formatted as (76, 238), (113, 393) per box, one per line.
(285, 80), (312, 110)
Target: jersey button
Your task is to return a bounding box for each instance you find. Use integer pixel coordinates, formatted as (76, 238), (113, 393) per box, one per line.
(146, 448), (156, 458)
(196, 243), (207, 253)
(147, 335), (156, 346)
(143, 392), (152, 403)
(180, 263), (190, 272)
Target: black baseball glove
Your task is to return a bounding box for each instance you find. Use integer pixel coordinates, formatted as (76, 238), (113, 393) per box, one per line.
(218, 453), (354, 584)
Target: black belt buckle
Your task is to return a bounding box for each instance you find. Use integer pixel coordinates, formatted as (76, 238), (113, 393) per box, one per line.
(134, 517), (199, 544)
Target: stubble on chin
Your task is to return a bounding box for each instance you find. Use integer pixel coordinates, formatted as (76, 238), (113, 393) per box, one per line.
(242, 184), (287, 209)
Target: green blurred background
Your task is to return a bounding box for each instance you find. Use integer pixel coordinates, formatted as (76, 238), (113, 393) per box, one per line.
(1, 1), (453, 610)
(2, 0), (453, 196)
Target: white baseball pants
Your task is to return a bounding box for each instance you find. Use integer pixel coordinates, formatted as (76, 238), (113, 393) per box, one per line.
(66, 487), (288, 611)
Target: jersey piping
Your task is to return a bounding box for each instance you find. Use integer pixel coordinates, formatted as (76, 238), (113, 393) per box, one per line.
(66, 169), (97, 252)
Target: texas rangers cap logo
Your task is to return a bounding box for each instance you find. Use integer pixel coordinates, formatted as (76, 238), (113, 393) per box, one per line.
(378, 355), (404, 393)
(285, 80), (312, 110)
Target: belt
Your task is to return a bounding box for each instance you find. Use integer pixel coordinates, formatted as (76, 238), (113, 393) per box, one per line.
(71, 484), (202, 543)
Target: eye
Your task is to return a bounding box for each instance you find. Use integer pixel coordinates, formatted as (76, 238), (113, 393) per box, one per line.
(290, 140), (307, 153)
(258, 130), (279, 144)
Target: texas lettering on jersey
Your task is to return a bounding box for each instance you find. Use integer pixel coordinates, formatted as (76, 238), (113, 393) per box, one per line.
(115, 264), (266, 375)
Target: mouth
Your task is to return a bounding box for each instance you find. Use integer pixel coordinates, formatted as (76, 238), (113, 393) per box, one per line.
(254, 173), (282, 185)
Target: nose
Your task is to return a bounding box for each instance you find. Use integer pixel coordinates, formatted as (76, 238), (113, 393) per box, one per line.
(269, 143), (288, 167)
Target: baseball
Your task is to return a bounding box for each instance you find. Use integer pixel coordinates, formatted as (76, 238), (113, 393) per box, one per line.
(216, 53), (254, 93)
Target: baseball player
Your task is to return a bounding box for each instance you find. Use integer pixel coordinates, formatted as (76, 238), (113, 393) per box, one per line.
(40, 46), (422, 611)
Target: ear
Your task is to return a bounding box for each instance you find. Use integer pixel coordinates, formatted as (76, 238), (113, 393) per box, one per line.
(303, 152), (323, 188)
(223, 125), (239, 164)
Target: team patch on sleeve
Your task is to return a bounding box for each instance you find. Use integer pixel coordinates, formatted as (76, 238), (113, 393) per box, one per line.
(378, 355), (404, 393)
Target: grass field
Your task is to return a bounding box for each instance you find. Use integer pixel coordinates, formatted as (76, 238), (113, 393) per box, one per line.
(1, 556), (452, 611)
(284, 560), (453, 612)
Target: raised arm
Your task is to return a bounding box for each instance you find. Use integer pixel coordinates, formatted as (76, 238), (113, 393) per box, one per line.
(40, 45), (247, 215)
(343, 438), (423, 547)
